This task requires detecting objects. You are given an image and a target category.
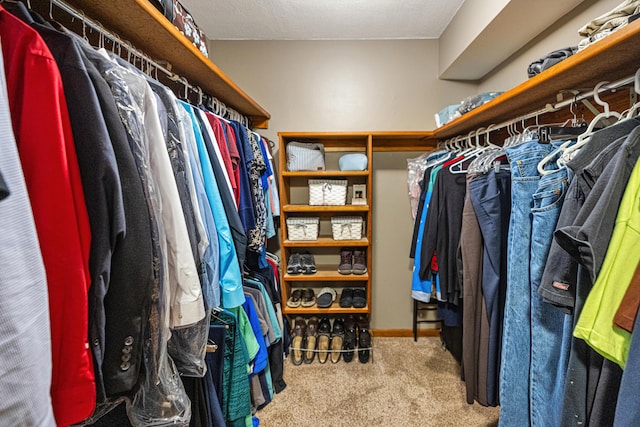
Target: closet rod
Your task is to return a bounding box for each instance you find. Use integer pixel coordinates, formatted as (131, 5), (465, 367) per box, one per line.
(49, 0), (251, 128)
(444, 73), (637, 143)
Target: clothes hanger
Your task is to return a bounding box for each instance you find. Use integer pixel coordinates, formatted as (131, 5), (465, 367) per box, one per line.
(471, 124), (506, 173)
(450, 130), (490, 174)
(557, 80), (623, 166)
(622, 68), (640, 119)
(536, 100), (587, 143)
(537, 81), (621, 175)
(210, 307), (231, 327)
(206, 338), (219, 353)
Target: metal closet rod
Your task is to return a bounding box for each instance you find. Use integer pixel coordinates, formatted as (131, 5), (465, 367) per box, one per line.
(449, 73), (637, 141)
(49, 0), (251, 127)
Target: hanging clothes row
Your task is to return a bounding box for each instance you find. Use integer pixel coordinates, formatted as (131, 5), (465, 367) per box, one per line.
(0, 1), (284, 426)
(409, 76), (640, 426)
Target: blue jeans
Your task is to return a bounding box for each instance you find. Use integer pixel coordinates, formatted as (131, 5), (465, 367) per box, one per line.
(469, 168), (511, 406)
(530, 166), (572, 427)
(499, 140), (552, 427)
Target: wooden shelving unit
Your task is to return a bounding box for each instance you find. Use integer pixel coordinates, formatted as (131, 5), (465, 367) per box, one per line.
(278, 132), (373, 319)
(58, 0), (271, 128)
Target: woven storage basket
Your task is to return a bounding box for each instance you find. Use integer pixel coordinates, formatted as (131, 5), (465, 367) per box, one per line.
(286, 217), (319, 241)
(331, 216), (364, 240)
(308, 179), (348, 206)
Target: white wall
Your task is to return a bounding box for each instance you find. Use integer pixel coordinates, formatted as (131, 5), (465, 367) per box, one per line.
(209, 40), (476, 140)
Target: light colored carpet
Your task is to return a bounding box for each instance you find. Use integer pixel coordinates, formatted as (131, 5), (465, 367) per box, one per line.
(258, 337), (500, 426)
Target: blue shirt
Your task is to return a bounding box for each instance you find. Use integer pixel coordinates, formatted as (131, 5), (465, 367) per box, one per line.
(178, 102), (220, 309)
(243, 296), (268, 374)
(180, 101), (245, 309)
(412, 165), (442, 302)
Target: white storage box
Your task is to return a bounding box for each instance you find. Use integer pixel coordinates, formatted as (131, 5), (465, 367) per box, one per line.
(331, 216), (364, 240)
(286, 217), (320, 241)
(308, 179), (348, 206)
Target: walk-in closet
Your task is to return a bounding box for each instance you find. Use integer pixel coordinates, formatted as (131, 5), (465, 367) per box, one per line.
(1, 0), (639, 425)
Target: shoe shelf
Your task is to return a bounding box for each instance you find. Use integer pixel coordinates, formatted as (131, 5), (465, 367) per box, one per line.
(284, 268), (369, 281)
(282, 204), (369, 213)
(278, 132), (374, 321)
(283, 237), (369, 247)
(283, 304), (369, 316)
(281, 170), (369, 178)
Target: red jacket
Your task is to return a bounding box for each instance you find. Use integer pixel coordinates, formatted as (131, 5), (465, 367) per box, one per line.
(0, 7), (95, 425)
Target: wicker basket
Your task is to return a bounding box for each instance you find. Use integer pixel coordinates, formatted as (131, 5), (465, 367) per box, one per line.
(331, 216), (364, 240)
(308, 179), (348, 206)
(286, 217), (320, 241)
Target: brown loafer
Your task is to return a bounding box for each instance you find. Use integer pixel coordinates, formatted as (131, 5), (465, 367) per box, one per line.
(330, 317), (345, 364)
(316, 317), (331, 364)
(304, 317), (319, 363)
(291, 317), (306, 365)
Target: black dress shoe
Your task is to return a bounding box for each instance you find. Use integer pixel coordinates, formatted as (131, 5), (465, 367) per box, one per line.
(343, 315), (357, 363)
(357, 316), (371, 364)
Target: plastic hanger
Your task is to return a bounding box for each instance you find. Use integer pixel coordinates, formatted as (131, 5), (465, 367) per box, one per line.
(622, 68), (640, 119)
(449, 131), (477, 173)
(473, 124), (506, 173)
(537, 81), (621, 175)
(557, 80), (622, 166)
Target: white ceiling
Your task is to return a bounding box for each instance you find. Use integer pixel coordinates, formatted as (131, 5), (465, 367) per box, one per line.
(179, 0), (467, 40)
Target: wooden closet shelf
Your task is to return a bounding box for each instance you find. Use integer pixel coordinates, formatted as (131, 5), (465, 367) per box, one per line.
(283, 237), (369, 247)
(64, 0), (270, 128)
(284, 268), (369, 281)
(283, 304), (370, 316)
(283, 204), (369, 212)
(434, 19), (640, 140)
(370, 131), (436, 151)
(282, 170), (370, 177)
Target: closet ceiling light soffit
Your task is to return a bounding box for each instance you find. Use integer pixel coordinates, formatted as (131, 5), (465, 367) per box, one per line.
(177, 0), (465, 40)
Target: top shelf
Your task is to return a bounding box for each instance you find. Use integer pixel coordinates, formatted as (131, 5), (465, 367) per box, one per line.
(64, 0), (270, 128)
(283, 22), (640, 150)
(433, 20), (640, 140)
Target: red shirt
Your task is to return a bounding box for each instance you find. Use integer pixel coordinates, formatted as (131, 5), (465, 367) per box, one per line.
(205, 112), (238, 203)
(0, 7), (95, 425)
(224, 121), (242, 206)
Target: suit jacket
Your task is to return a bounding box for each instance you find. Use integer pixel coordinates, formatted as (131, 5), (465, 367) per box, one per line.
(75, 36), (155, 399)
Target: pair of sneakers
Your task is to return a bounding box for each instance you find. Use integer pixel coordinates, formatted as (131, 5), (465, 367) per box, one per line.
(287, 252), (317, 275)
(338, 248), (367, 275)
